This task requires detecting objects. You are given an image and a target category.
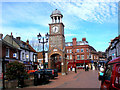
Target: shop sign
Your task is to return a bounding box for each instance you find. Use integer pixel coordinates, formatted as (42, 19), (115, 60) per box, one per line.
(26, 55), (29, 59)
(13, 53), (17, 57)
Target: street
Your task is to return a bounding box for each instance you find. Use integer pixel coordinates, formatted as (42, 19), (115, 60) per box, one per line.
(27, 69), (101, 88)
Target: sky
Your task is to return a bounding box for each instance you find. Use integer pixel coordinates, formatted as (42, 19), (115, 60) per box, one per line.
(0, 0), (119, 52)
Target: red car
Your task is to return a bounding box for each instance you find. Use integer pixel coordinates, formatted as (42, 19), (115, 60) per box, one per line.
(99, 56), (120, 90)
(27, 69), (38, 74)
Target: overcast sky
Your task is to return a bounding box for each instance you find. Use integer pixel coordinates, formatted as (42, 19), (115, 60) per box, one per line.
(0, 0), (119, 52)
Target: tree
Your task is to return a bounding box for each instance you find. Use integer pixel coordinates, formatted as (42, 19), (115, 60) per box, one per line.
(6, 61), (28, 80)
(29, 38), (49, 52)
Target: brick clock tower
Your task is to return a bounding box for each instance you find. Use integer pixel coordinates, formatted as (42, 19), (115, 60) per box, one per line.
(48, 9), (67, 75)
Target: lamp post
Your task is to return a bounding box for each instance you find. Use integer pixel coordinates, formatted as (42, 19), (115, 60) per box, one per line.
(37, 33), (49, 69)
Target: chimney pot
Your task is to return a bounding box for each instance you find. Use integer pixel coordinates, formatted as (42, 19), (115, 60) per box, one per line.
(26, 40), (29, 44)
(72, 38), (77, 46)
(16, 37), (21, 40)
(82, 38), (86, 41)
(0, 33), (3, 40)
(11, 32), (12, 36)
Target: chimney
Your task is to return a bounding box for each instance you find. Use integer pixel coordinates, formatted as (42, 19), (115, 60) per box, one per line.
(82, 38), (86, 41)
(0, 33), (3, 40)
(11, 32), (12, 36)
(26, 40), (29, 44)
(10, 32), (13, 38)
(16, 37), (21, 41)
(72, 38), (76, 46)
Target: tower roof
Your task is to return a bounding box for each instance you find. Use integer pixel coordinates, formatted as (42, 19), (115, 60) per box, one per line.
(51, 9), (62, 15)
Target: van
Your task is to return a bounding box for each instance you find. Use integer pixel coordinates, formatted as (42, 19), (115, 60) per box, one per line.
(99, 56), (120, 90)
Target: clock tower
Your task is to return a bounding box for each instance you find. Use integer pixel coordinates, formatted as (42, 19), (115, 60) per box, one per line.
(48, 9), (67, 75)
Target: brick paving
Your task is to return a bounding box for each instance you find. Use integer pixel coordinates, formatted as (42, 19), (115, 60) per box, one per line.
(26, 69), (101, 88)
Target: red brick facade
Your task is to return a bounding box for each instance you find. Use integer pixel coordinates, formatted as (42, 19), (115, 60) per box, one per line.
(65, 38), (99, 69)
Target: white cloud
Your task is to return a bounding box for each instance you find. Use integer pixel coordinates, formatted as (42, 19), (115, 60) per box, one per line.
(49, 1), (118, 24)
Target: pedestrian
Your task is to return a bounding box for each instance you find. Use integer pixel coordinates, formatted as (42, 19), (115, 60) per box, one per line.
(95, 65), (97, 70)
(87, 66), (89, 71)
(91, 65), (93, 70)
(83, 65), (85, 69)
(98, 64), (101, 71)
(100, 66), (104, 72)
(86, 65), (89, 71)
(85, 65), (88, 71)
(71, 66), (72, 71)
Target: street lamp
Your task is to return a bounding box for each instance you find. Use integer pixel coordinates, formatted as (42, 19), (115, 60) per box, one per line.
(37, 32), (49, 69)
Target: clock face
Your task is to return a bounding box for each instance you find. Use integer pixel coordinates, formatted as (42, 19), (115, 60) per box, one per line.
(52, 26), (59, 33)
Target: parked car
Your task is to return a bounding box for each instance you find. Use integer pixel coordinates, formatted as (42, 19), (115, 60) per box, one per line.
(41, 69), (58, 79)
(99, 56), (120, 90)
(27, 69), (38, 74)
(36, 69), (58, 79)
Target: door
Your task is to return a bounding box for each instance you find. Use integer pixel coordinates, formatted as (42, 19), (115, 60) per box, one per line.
(114, 64), (120, 89)
(101, 64), (113, 90)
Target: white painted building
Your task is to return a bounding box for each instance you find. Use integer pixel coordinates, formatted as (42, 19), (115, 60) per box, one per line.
(106, 35), (120, 60)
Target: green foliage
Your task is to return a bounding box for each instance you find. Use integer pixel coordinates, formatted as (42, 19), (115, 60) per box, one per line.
(6, 61), (29, 80)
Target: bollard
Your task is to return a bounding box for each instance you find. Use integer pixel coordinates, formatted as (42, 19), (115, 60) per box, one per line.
(18, 75), (24, 88)
(34, 72), (38, 86)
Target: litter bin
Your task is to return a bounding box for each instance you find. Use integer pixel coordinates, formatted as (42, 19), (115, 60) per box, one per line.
(18, 75), (24, 88)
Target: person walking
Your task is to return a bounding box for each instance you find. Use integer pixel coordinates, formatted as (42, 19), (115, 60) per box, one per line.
(71, 66), (72, 71)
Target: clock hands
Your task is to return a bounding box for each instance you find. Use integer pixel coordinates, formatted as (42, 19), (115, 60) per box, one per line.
(55, 27), (56, 32)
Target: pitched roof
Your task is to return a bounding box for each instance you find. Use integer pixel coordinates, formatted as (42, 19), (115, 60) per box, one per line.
(7, 35), (36, 52)
(1, 39), (19, 50)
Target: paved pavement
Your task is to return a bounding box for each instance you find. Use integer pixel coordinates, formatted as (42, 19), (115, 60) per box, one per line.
(27, 69), (101, 88)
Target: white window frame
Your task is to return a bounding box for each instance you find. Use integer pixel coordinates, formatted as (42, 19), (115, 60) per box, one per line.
(70, 55), (72, 59)
(87, 55), (89, 59)
(22, 53), (24, 60)
(81, 55), (84, 60)
(16, 51), (19, 59)
(77, 49), (80, 53)
(34, 55), (36, 62)
(67, 55), (69, 59)
(77, 55), (80, 60)
(67, 49), (69, 53)
(6, 48), (9, 57)
(70, 49), (72, 53)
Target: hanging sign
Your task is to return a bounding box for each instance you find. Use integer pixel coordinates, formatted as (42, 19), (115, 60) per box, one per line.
(13, 53), (17, 57)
